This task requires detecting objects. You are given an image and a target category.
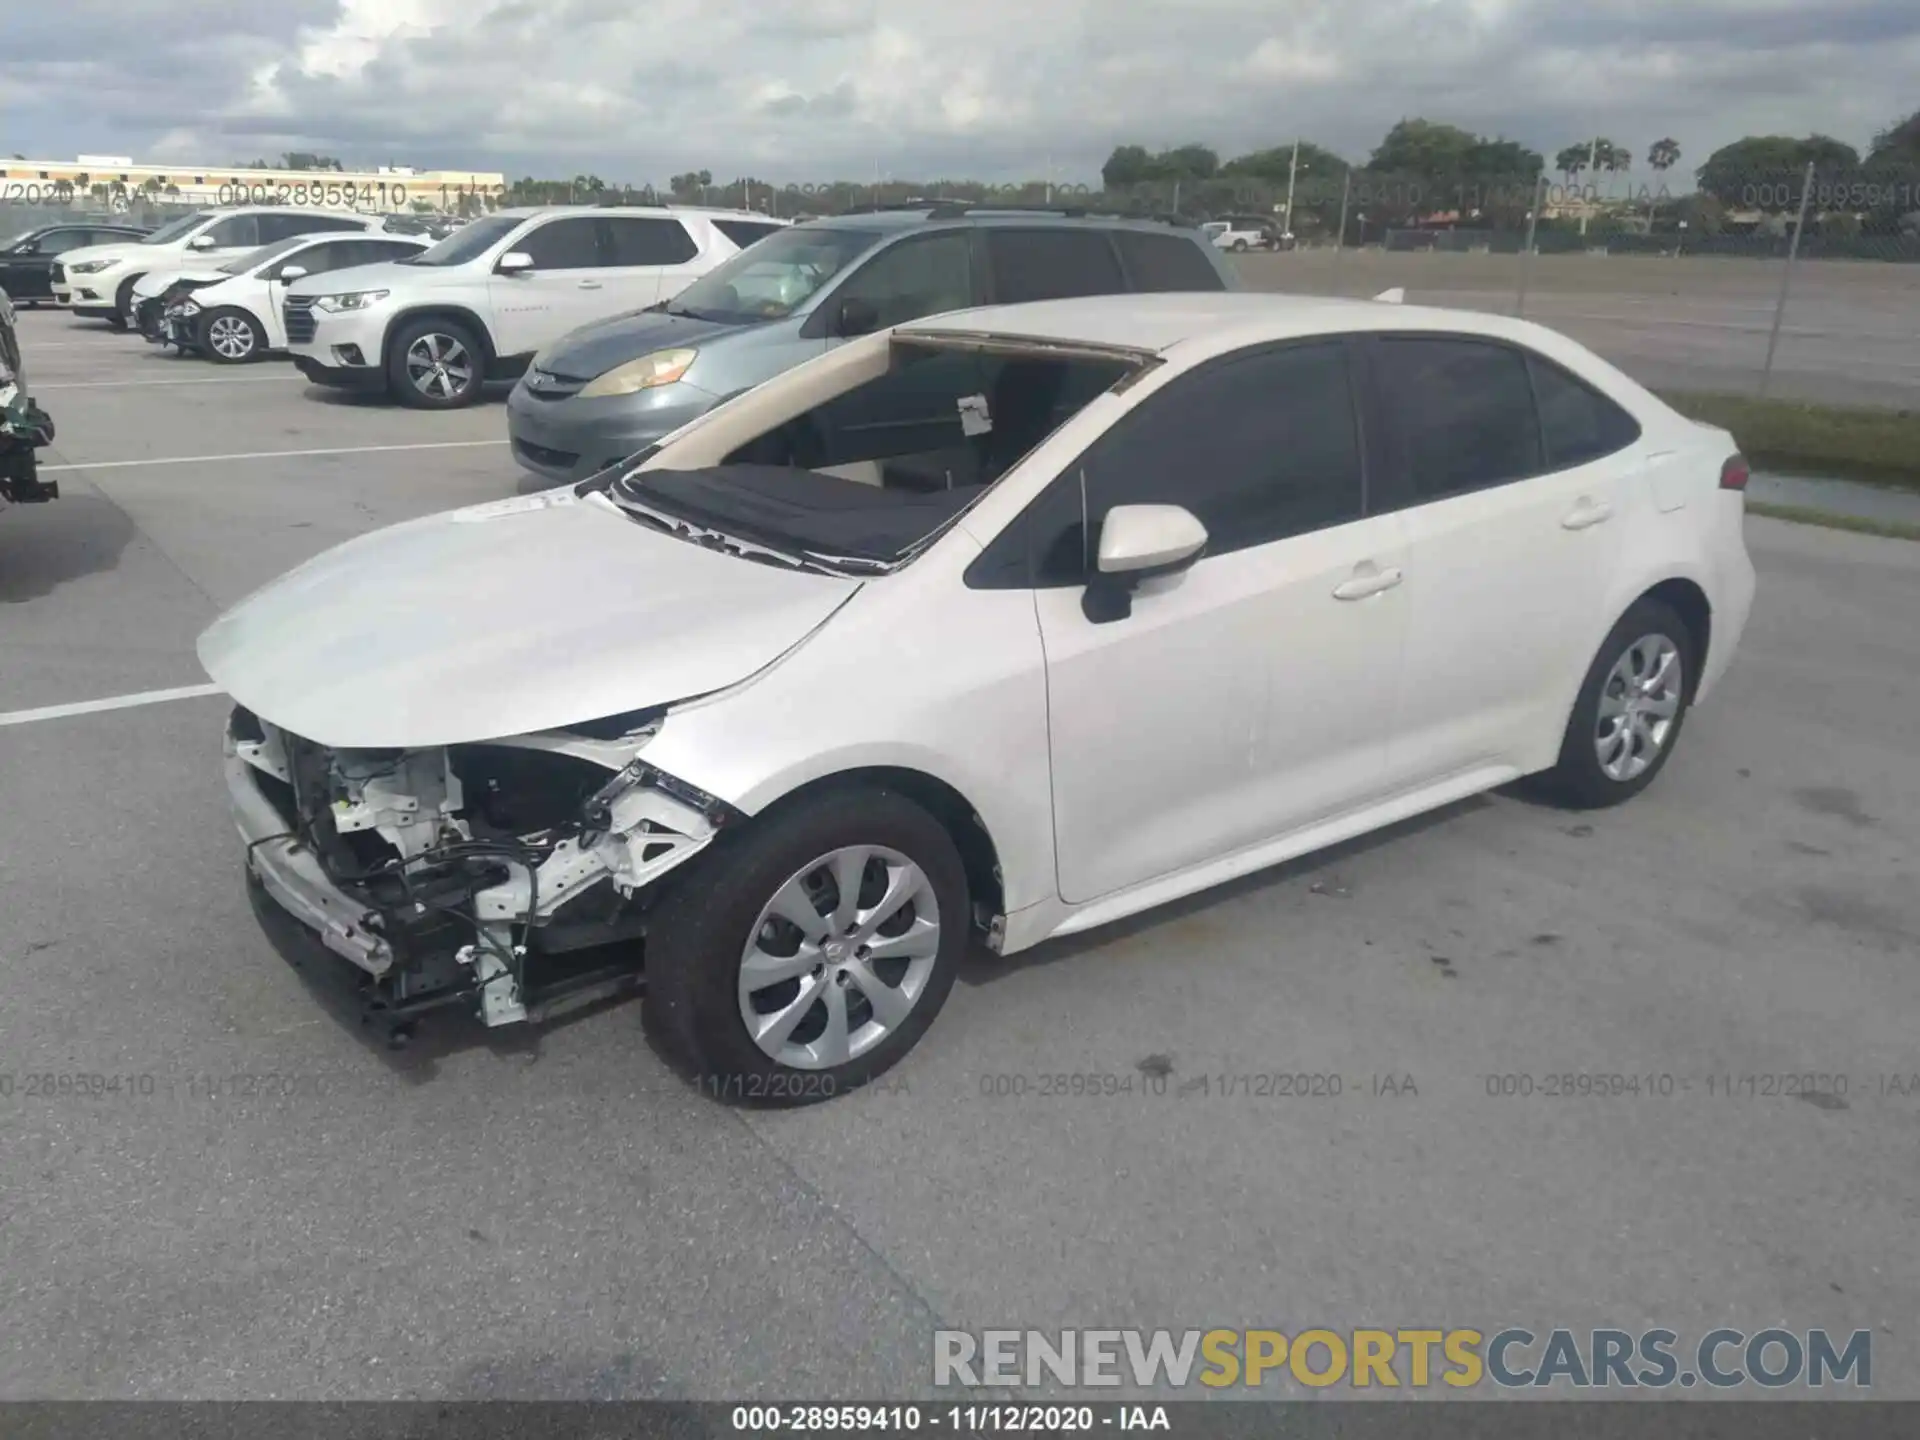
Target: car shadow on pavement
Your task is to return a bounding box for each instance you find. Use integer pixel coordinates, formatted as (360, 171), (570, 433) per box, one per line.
(296, 380), (517, 409)
(0, 488), (136, 604)
(959, 794), (1493, 986)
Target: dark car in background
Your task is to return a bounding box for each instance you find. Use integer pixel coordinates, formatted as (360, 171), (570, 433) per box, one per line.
(0, 221), (151, 304)
(506, 204), (1240, 486)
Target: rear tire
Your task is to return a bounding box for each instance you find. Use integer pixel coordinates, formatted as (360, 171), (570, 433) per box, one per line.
(643, 787), (969, 1107)
(1545, 597), (1696, 809)
(387, 317), (486, 409)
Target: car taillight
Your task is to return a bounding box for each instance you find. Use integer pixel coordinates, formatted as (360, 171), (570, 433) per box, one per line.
(1719, 454), (1750, 491)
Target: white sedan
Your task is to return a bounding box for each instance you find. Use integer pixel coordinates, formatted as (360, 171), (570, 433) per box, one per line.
(136, 231), (428, 362)
(199, 291), (1757, 1101)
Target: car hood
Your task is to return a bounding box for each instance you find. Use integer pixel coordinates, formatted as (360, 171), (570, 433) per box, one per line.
(536, 308), (759, 381)
(285, 258), (434, 297)
(57, 242), (149, 270)
(135, 266), (230, 297)
(197, 488), (862, 749)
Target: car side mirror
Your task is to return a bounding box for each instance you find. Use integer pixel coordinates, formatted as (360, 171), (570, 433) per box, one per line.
(275, 264), (308, 282)
(835, 296), (879, 337)
(188, 234), (217, 250)
(496, 251), (534, 275)
(1082, 504), (1209, 624)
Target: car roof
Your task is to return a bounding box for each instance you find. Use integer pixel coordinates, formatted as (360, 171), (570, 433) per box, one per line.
(899, 291), (1571, 359)
(796, 208), (1205, 238)
(484, 205), (783, 220)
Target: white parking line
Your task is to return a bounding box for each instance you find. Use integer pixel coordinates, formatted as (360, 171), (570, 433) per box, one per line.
(38, 439), (508, 473)
(0, 683), (226, 729)
(38, 376), (299, 390)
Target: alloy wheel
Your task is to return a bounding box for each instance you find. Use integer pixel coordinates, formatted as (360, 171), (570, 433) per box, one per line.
(207, 314), (255, 360)
(405, 333), (473, 400)
(1594, 633), (1683, 782)
(737, 845), (942, 1071)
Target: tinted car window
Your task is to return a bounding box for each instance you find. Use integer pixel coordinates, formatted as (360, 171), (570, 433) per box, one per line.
(516, 218), (603, 270)
(833, 232), (975, 328)
(202, 214), (261, 247)
(364, 239), (427, 262)
(1376, 337), (1543, 500)
(1037, 341), (1363, 580)
(273, 213), (367, 238)
(986, 228), (1126, 303)
(1111, 230), (1224, 291)
(713, 219), (785, 249)
(31, 230), (91, 256)
(1528, 354), (1641, 469)
(604, 217), (698, 266)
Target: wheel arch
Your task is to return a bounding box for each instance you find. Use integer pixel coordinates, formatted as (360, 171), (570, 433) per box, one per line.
(382, 304), (497, 370)
(742, 765), (1007, 931)
(1637, 576), (1712, 698)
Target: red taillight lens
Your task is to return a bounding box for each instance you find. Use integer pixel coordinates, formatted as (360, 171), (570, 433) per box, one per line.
(1720, 454), (1750, 491)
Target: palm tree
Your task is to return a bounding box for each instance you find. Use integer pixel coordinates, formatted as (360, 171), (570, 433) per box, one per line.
(1646, 138), (1681, 232)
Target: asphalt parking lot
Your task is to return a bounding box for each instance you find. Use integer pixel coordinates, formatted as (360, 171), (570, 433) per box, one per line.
(1237, 251), (1920, 408)
(2, 306), (1918, 1402)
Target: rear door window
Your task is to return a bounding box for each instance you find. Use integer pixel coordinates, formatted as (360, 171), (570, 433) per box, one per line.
(602, 217), (699, 265)
(1528, 355), (1642, 469)
(201, 213), (261, 247)
(1110, 230), (1225, 291)
(984, 229), (1126, 303)
(1374, 336), (1544, 501)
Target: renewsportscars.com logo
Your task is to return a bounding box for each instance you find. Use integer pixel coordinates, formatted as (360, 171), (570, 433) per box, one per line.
(933, 1328), (1872, 1391)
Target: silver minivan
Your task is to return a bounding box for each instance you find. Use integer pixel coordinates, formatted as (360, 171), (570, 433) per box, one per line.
(505, 207), (1241, 485)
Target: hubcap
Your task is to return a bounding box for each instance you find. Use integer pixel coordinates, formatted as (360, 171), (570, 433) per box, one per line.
(737, 844), (941, 1070)
(208, 315), (253, 359)
(1594, 633), (1683, 782)
(406, 333), (472, 399)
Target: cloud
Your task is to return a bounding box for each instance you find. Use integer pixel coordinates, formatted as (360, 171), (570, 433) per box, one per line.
(2, 0), (1917, 181)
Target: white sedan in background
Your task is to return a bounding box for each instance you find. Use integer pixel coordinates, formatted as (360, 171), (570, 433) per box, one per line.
(199, 292), (1756, 1103)
(135, 231), (430, 362)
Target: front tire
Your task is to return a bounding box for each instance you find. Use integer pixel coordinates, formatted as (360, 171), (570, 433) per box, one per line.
(198, 307), (266, 363)
(388, 317), (485, 408)
(1545, 598), (1696, 809)
(643, 787), (969, 1106)
(108, 274), (145, 330)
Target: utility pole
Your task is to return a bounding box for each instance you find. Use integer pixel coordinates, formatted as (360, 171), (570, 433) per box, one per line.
(1283, 138), (1302, 242)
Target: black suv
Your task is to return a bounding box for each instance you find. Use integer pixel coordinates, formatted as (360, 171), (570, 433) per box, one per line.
(507, 204), (1240, 485)
(0, 221), (151, 304)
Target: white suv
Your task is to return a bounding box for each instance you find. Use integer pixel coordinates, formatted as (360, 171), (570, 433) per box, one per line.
(283, 206), (788, 408)
(51, 207), (378, 328)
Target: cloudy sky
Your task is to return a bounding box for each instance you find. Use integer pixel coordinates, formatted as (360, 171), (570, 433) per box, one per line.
(3, 0), (1916, 182)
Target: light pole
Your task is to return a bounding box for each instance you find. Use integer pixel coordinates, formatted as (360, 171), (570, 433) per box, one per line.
(1283, 138), (1302, 242)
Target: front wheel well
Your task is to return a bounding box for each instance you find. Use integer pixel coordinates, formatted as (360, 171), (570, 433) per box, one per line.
(1639, 578), (1712, 697)
(382, 306), (497, 369)
(747, 768), (1006, 930)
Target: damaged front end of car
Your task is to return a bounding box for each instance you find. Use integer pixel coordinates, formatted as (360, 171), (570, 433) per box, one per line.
(0, 290), (58, 507)
(227, 702), (741, 1042)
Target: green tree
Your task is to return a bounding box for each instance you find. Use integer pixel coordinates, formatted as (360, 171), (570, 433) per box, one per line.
(1220, 141), (1346, 183)
(1697, 135), (1862, 205)
(1648, 137), (1682, 173)
(280, 152), (344, 171)
(1100, 144), (1154, 188)
(1868, 108), (1920, 164)
(1370, 118), (1480, 176)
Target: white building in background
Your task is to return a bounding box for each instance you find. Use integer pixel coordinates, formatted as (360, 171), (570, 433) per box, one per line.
(0, 158), (507, 213)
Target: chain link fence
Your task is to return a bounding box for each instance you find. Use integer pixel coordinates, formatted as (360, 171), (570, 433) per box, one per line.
(8, 164), (1918, 409)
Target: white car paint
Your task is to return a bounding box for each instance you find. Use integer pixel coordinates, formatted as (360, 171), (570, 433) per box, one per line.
(203, 291), (1756, 1058)
(143, 233), (429, 355)
(282, 205), (790, 399)
(49, 206), (380, 321)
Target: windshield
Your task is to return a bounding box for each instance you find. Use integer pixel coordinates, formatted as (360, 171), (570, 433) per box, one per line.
(141, 212), (215, 245)
(664, 227), (881, 322)
(399, 213), (524, 266)
(219, 236), (312, 275)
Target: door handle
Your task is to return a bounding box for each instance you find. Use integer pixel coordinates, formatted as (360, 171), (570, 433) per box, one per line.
(1332, 565), (1404, 601)
(1561, 499), (1614, 530)
(577, 280), (603, 289)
